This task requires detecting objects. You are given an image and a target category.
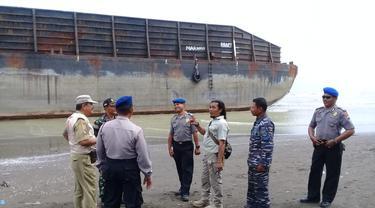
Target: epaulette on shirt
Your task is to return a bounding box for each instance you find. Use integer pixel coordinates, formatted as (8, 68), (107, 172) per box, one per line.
(335, 106), (346, 112)
(259, 118), (270, 126)
(315, 106), (325, 112)
(171, 114), (178, 120)
(315, 106), (348, 118)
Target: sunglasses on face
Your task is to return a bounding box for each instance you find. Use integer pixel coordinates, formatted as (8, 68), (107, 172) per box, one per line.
(322, 95), (332, 99)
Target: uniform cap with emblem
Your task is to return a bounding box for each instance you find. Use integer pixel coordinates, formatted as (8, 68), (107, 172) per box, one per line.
(172, 98), (186, 104)
(103, 98), (116, 107)
(75, 95), (98, 104)
(323, 87), (339, 97)
(116, 96), (133, 108)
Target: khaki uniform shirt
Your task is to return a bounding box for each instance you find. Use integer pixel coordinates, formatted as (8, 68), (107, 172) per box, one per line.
(63, 112), (95, 154)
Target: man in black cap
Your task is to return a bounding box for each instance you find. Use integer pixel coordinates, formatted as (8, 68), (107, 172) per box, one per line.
(168, 98), (200, 202)
(97, 96), (152, 208)
(92, 97), (117, 205)
(93, 98), (117, 137)
(300, 87), (355, 208)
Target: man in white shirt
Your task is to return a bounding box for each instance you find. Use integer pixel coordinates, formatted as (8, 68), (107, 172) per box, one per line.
(191, 100), (229, 208)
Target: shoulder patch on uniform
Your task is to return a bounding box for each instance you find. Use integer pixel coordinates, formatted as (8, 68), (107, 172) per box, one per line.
(343, 111), (350, 119)
(74, 118), (87, 130)
(267, 125), (274, 133)
(336, 107), (350, 118)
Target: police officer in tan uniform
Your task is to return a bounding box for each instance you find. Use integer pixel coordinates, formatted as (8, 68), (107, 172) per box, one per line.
(300, 87), (355, 208)
(63, 95), (98, 208)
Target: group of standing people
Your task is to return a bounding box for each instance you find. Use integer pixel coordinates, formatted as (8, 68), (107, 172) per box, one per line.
(63, 95), (152, 208)
(169, 98), (230, 208)
(63, 86), (354, 208)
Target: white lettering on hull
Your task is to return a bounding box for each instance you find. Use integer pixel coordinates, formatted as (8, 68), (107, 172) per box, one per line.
(220, 42), (232, 48)
(185, 46), (206, 51)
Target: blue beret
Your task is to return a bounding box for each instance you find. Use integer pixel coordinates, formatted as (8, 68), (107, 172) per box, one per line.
(116, 96), (133, 108)
(323, 87), (339, 97)
(172, 98), (186, 104)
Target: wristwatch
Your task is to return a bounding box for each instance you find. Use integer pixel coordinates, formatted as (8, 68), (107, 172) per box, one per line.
(195, 145), (200, 149)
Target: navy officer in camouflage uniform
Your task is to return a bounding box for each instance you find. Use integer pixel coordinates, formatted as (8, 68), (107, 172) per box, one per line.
(245, 97), (274, 208)
(93, 98), (117, 137)
(300, 87), (354, 208)
(92, 97), (117, 204)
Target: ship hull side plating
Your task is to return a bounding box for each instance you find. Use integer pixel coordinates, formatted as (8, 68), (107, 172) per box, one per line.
(0, 53), (297, 115)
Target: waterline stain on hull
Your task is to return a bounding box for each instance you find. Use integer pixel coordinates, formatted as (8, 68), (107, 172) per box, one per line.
(0, 53), (297, 118)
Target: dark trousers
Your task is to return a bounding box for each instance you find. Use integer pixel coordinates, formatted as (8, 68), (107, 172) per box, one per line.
(307, 143), (343, 203)
(173, 141), (194, 196)
(246, 167), (270, 208)
(102, 158), (143, 208)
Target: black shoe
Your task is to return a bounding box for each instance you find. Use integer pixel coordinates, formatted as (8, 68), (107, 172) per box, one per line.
(174, 190), (181, 196)
(320, 201), (331, 208)
(299, 198), (320, 203)
(181, 194), (189, 202)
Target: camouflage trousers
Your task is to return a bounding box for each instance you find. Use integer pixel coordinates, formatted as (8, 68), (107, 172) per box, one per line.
(99, 174), (105, 201)
(245, 166), (270, 208)
(200, 153), (223, 207)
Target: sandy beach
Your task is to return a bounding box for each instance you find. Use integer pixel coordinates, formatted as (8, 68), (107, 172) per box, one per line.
(1, 132), (374, 208)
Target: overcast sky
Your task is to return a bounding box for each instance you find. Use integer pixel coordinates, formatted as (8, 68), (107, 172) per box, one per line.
(1, 0), (374, 94)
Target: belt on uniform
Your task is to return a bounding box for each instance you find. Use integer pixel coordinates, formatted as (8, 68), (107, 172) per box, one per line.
(173, 140), (193, 145)
(105, 157), (138, 166)
(106, 157), (137, 162)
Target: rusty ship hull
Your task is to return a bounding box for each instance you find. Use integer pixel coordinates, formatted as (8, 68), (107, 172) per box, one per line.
(0, 6), (297, 118)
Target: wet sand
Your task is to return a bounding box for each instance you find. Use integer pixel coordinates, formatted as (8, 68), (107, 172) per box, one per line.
(1, 133), (374, 208)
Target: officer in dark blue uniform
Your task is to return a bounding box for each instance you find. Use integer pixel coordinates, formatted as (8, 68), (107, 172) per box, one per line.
(245, 97), (274, 208)
(300, 87), (355, 208)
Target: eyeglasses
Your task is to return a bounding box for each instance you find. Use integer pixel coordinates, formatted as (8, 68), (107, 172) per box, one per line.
(322, 95), (332, 99)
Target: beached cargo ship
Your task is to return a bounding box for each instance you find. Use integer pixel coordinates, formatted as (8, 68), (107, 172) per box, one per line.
(0, 6), (297, 117)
